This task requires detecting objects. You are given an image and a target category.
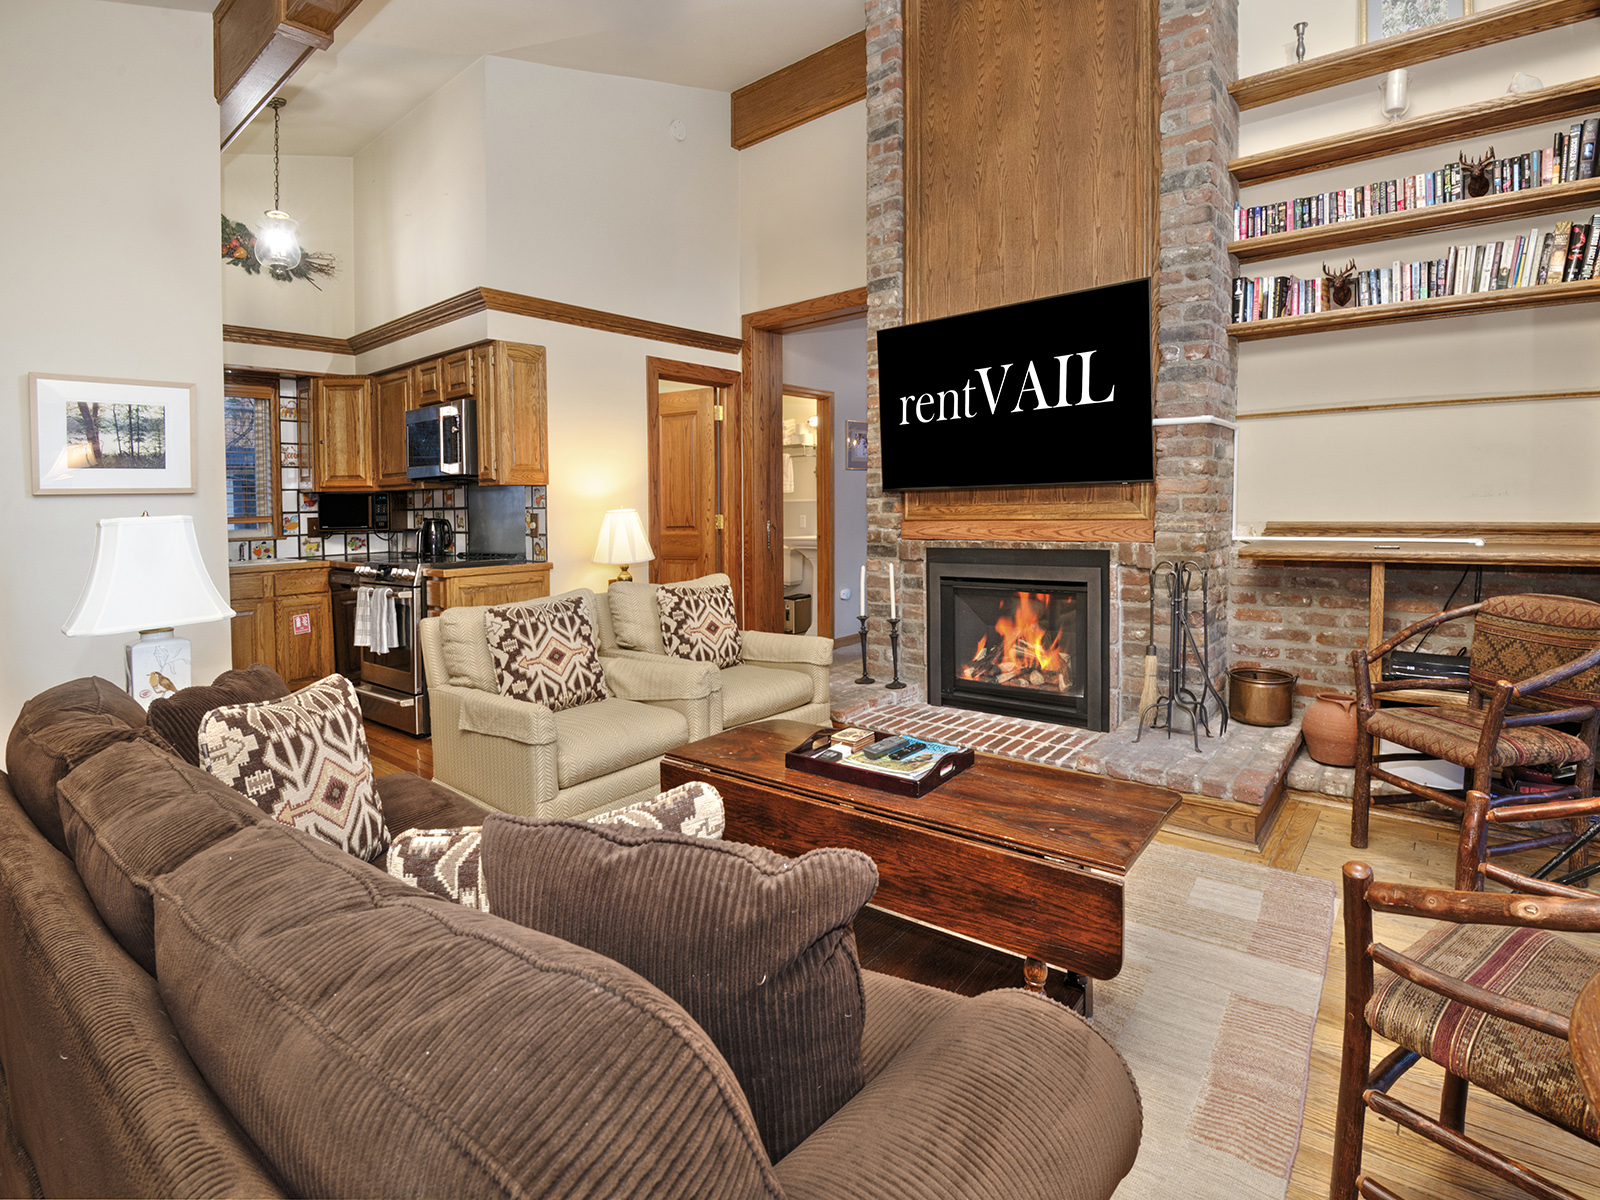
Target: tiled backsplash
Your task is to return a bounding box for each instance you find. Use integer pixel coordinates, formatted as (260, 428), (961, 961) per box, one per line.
(233, 375), (550, 564)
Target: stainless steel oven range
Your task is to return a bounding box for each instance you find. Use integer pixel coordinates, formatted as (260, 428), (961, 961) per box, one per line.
(328, 552), (523, 737)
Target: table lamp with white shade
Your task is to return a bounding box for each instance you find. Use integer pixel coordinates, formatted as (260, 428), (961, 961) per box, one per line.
(593, 508), (655, 583)
(61, 514), (236, 708)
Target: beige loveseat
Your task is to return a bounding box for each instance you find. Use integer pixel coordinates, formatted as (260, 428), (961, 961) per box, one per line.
(419, 587), (718, 818)
(597, 574), (832, 733)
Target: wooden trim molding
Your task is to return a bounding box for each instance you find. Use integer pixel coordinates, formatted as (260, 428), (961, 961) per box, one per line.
(222, 325), (354, 355)
(225, 286), (744, 359)
(743, 287), (869, 333)
(901, 483), (1156, 545)
(731, 31), (867, 150)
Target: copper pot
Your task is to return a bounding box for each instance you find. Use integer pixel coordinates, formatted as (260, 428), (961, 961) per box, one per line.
(1227, 667), (1297, 727)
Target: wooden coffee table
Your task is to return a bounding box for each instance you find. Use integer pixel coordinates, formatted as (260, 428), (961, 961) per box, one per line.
(660, 719), (1180, 1009)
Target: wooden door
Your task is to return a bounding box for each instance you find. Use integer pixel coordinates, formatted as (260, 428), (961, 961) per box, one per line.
(374, 367), (414, 489)
(415, 360), (442, 407)
(229, 596), (274, 671)
(651, 386), (719, 583)
(310, 375), (375, 491)
(274, 593), (333, 691)
(441, 349), (473, 399)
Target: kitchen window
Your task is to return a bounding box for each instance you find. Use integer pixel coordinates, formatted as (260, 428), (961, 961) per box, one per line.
(224, 382), (278, 538)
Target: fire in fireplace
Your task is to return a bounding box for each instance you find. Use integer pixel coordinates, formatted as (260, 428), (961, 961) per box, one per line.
(957, 591), (1081, 700)
(927, 548), (1109, 731)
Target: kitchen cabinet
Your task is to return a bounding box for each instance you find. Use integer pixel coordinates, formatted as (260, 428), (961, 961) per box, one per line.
(310, 376), (375, 491)
(230, 564), (334, 690)
(425, 562), (551, 614)
(374, 367), (416, 490)
(441, 348), (473, 399)
(477, 341), (548, 486)
(415, 359), (442, 407)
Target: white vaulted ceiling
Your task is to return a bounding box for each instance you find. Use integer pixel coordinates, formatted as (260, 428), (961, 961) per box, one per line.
(205, 0), (866, 157)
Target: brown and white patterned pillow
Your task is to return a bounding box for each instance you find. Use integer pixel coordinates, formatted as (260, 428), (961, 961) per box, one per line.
(198, 673), (388, 862)
(388, 827), (489, 910)
(484, 595), (608, 711)
(656, 581), (742, 668)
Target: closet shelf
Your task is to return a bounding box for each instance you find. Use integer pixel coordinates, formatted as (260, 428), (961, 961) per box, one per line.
(1229, 0), (1600, 111)
(1230, 177), (1600, 263)
(1230, 75), (1600, 186)
(1227, 275), (1600, 341)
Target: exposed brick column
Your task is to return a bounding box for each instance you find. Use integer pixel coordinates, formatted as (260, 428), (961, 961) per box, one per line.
(864, 0), (906, 682)
(1139, 0), (1240, 722)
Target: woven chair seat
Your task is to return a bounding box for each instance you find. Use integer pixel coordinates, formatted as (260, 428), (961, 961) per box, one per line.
(1367, 922), (1600, 1141)
(1365, 705), (1591, 770)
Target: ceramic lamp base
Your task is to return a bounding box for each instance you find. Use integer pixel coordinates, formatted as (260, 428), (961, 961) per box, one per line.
(126, 629), (190, 710)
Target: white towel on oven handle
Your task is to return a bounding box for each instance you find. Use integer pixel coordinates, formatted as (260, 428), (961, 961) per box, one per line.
(353, 586), (399, 654)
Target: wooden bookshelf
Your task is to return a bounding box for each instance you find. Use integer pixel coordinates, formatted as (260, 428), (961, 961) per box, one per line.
(1230, 177), (1600, 263)
(1229, 0), (1600, 111)
(1227, 275), (1600, 341)
(1230, 75), (1600, 185)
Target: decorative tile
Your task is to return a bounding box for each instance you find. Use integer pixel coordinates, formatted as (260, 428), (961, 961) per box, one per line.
(278, 397), (298, 419)
(280, 443), (300, 467)
(529, 485), (546, 508)
(302, 537), (323, 558)
(281, 512), (300, 536)
(532, 537), (546, 562)
(322, 534), (345, 556)
(250, 540), (276, 560)
(346, 535), (367, 553)
(300, 491), (318, 509)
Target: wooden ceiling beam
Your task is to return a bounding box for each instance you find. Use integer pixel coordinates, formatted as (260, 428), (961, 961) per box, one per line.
(215, 0), (365, 149)
(730, 31), (866, 150)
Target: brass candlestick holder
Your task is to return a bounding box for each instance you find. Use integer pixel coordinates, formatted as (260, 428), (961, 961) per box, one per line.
(856, 614), (874, 684)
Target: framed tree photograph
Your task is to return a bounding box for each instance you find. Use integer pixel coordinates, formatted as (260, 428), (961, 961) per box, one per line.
(30, 373), (196, 495)
(845, 420), (869, 470)
(1360, 0), (1472, 44)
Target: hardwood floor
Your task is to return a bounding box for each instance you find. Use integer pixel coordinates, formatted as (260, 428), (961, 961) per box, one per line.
(366, 719), (1598, 1199)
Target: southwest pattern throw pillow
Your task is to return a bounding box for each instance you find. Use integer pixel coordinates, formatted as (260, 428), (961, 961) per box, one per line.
(656, 581), (743, 668)
(484, 595), (608, 711)
(198, 673), (388, 862)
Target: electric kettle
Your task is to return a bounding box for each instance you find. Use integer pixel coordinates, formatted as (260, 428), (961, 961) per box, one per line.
(419, 518), (454, 559)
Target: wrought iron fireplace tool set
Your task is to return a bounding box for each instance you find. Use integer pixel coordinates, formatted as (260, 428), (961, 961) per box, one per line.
(1135, 559), (1228, 750)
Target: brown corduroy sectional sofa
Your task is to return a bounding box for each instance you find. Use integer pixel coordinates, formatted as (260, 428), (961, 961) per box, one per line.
(0, 674), (1143, 1200)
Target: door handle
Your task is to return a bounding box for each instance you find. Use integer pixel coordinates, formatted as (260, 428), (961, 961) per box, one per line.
(766, 519), (773, 550)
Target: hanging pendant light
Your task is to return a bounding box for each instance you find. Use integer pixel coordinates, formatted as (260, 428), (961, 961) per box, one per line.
(256, 97), (302, 273)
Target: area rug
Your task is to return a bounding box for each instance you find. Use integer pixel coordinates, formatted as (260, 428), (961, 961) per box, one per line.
(1100, 843), (1337, 1200)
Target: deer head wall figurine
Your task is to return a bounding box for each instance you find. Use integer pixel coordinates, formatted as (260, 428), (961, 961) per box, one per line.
(1322, 259), (1357, 309)
(1459, 147), (1495, 198)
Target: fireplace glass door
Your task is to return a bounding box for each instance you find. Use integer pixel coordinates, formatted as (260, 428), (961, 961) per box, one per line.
(944, 583), (1089, 723)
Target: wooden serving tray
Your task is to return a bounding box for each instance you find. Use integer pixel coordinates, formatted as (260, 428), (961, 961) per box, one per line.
(784, 728), (975, 797)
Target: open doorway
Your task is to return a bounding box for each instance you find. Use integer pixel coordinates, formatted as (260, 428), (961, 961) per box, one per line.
(780, 386), (833, 638)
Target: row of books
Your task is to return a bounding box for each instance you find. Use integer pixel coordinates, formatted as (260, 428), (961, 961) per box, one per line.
(1233, 116), (1600, 242)
(1230, 215), (1600, 323)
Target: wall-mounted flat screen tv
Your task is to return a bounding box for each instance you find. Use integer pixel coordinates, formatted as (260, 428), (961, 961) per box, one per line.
(876, 278), (1154, 491)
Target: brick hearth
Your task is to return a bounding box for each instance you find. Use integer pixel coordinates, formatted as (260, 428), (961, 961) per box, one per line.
(829, 657), (1299, 824)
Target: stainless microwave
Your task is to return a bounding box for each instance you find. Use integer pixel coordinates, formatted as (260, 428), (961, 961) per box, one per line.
(406, 399), (477, 480)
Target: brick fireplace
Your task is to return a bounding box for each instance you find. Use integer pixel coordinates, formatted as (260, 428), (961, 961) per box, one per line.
(861, 0), (1240, 730)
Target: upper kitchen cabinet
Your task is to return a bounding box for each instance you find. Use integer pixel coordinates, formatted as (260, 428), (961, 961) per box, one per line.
(442, 348), (474, 400)
(373, 367), (416, 490)
(478, 341), (548, 486)
(310, 375), (375, 491)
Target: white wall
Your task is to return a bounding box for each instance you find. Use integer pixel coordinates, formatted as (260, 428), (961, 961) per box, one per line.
(1233, 1), (1600, 530)
(222, 153), (357, 338)
(484, 58), (743, 335)
(354, 61), (489, 330)
(783, 318), (868, 639)
(0, 0), (228, 739)
(484, 312), (741, 597)
(739, 101), (867, 313)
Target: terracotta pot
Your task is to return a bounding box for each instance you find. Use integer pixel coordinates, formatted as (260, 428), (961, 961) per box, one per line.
(1302, 691), (1359, 767)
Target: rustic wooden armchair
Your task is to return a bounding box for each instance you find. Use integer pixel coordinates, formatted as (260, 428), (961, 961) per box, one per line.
(1350, 594), (1600, 883)
(1332, 851), (1600, 1200)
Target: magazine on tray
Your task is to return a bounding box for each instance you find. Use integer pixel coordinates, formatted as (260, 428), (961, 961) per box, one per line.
(841, 735), (966, 782)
